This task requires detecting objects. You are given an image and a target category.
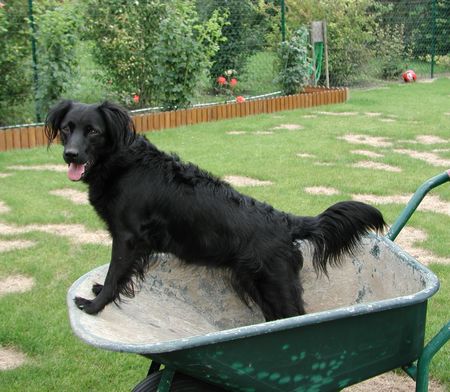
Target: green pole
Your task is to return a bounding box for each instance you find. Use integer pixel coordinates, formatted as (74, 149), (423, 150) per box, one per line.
(281, 0), (286, 42)
(27, 0), (40, 122)
(430, 0), (437, 79)
(415, 322), (450, 392)
(386, 170), (450, 241)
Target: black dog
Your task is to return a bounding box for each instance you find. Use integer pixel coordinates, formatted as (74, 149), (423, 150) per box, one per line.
(45, 101), (385, 321)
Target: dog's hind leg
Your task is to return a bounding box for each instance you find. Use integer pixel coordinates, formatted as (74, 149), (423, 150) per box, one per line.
(74, 235), (137, 314)
(256, 271), (305, 321)
(233, 253), (305, 322)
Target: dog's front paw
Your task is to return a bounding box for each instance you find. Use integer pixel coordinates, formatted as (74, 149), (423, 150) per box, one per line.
(74, 296), (101, 314)
(92, 283), (103, 296)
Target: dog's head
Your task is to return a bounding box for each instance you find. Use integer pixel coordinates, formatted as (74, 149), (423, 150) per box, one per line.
(45, 100), (135, 182)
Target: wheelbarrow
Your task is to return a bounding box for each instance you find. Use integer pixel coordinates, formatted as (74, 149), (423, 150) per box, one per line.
(67, 170), (450, 392)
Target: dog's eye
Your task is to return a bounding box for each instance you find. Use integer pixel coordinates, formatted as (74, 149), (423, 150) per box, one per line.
(61, 126), (70, 134)
(88, 127), (100, 136)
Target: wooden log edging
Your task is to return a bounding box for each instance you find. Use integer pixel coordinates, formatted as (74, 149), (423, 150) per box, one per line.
(0, 87), (348, 152)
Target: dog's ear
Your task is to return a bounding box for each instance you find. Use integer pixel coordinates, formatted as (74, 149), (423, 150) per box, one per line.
(44, 100), (73, 146)
(97, 101), (136, 147)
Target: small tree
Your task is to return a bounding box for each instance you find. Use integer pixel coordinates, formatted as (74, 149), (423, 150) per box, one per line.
(153, 4), (226, 109)
(84, 0), (225, 109)
(0, 0), (32, 125)
(275, 27), (311, 95)
(35, 2), (79, 118)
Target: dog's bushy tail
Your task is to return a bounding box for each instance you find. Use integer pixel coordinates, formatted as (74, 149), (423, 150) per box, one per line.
(291, 201), (385, 274)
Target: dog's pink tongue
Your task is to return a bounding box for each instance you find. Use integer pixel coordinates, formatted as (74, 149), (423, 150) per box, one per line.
(68, 163), (85, 181)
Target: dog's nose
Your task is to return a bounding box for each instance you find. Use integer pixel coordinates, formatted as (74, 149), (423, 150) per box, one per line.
(64, 148), (79, 160)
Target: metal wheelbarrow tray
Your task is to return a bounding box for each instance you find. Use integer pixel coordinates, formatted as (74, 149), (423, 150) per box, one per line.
(67, 171), (450, 392)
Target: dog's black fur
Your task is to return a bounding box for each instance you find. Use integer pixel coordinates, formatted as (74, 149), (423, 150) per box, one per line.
(45, 100), (385, 321)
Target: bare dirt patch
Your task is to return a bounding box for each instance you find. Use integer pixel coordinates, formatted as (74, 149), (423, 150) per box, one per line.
(223, 175), (273, 187)
(418, 78), (437, 84)
(0, 346), (28, 371)
(339, 134), (393, 148)
(304, 186), (340, 196)
(317, 111), (358, 116)
(394, 149), (450, 167)
(272, 124), (303, 131)
(0, 222), (111, 246)
(364, 112), (382, 117)
(379, 118), (396, 123)
(352, 161), (402, 172)
(415, 135), (448, 145)
(0, 240), (36, 253)
(395, 227), (450, 266)
(0, 201), (10, 214)
(345, 371), (445, 392)
(253, 131), (274, 135)
(314, 161), (334, 167)
(49, 189), (89, 205)
(296, 153), (316, 158)
(0, 173), (12, 178)
(352, 193), (450, 217)
(0, 274), (35, 297)
(350, 150), (384, 158)
(7, 164), (67, 172)
(302, 114), (317, 119)
(226, 131), (246, 135)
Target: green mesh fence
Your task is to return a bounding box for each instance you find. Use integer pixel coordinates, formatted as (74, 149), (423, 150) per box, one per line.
(0, 0), (449, 126)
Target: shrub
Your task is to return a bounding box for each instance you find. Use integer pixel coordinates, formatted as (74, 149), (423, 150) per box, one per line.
(34, 2), (79, 119)
(199, 0), (277, 86)
(0, 0), (32, 125)
(84, 0), (225, 109)
(153, 4), (226, 109)
(285, 0), (380, 86)
(274, 27), (311, 95)
(374, 24), (408, 79)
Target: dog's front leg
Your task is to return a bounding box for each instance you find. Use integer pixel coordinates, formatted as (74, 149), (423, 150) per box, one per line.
(74, 235), (136, 314)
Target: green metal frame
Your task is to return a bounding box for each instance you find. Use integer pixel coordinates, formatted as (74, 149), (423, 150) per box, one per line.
(387, 169), (449, 392)
(387, 170), (450, 241)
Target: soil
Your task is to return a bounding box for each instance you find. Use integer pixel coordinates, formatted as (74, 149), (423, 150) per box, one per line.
(49, 188), (89, 205)
(317, 111), (358, 116)
(352, 161), (402, 172)
(0, 346), (27, 371)
(0, 240), (35, 253)
(0, 201), (10, 214)
(395, 227), (450, 266)
(394, 149), (450, 167)
(223, 175), (273, 187)
(0, 274), (35, 297)
(272, 124), (303, 131)
(350, 150), (384, 158)
(7, 164), (67, 172)
(415, 135), (448, 145)
(0, 222), (111, 246)
(304, 186), (340, 196)
(339, 134), (393, 148)
(226, 131), (246, 135)
(352, 193), (450, 217)
(345, 371), (445, 392)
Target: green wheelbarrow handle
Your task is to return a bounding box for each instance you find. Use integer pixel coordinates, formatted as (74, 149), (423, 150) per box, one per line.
(385, 169), (449, 392)
(387, 169), (450, 241)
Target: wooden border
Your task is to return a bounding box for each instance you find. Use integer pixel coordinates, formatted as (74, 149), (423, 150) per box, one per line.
(0, 87), (348, 152)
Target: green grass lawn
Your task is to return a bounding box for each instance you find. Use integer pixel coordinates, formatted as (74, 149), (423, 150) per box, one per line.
(0, 79), (449, 391)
